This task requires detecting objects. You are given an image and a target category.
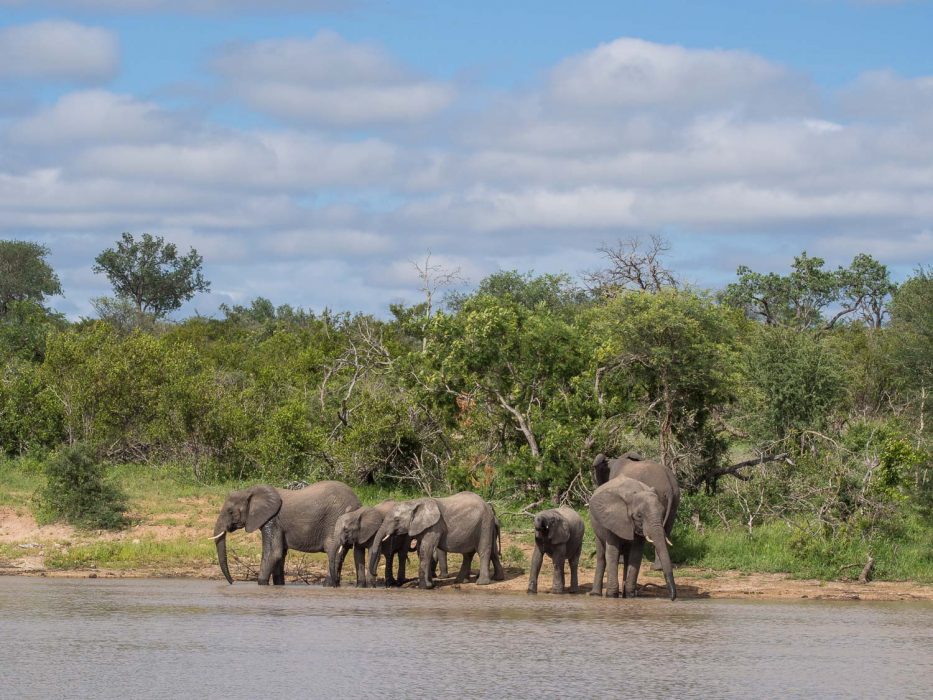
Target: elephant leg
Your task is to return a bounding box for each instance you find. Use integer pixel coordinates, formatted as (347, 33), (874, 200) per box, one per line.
(624, 539), (644, 598)
(605, 540), (621, 598)
(456, 552), (474, 583)
(419, 533), (441, 589)
(436, 549), (449, 578)
(551, 550), (566, 594)
(527, 545), (543, 594)
(491, 542), (505, 581)
(272, 549), (287, 585)
(620, 541), (631, 593)
(394, 545), (408, 586)
(477, 546), (493, 586)
(353, 545), (367, 588)
(569, 549), (580, 594)
(590, 537), (606, 596)
(259, 521), (285, 586)
(322, 538), (340, 588)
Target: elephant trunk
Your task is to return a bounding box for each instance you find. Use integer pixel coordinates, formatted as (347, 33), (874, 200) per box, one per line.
(214, 515), (233, 585)
(648, 522), (676, 601)
(369, 521), (390, 577)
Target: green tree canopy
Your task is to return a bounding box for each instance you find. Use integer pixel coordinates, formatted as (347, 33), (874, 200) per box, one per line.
(93, 232), (210, 318)
(722, 252), (895, 330)
(0, 240), (62, 316)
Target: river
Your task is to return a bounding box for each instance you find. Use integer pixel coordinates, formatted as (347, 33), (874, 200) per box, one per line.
(0, 578), (930, 699)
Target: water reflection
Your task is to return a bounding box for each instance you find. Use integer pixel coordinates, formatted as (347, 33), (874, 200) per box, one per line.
(0, 578), (930, 699)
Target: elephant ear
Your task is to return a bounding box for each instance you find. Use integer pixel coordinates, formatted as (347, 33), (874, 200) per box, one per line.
(589, 488), (634, 541)
(245, 485), (282, 533)
(358, 508), (384, 543)
(592, 453), (610, 486)
(408, 499), (441, 537)
(551, 516), (571, 545)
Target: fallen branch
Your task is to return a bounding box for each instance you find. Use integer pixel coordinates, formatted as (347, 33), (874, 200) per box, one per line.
(504, 498), (546, 517)
(709, 453), (791, 481)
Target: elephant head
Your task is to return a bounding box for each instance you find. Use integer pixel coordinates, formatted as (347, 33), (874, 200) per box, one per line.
(590, 478), (676, 600)
(534, 510), (570, 547)
(592, 451), (645, 487)
(334, 506), (383, 555)
(212, 485), (282, 585)
(369, 499), (440, 577)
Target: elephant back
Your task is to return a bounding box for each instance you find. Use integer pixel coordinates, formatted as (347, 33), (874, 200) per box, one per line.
(279, 481), (362, 552)
(609, 459), (680, 531)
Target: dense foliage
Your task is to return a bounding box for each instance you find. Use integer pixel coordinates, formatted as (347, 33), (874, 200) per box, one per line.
(1, 239), (930, 576)
(36, 444), (128, 530)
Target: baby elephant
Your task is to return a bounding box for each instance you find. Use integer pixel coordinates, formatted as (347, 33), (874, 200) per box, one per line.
(527, 507), (584, 594)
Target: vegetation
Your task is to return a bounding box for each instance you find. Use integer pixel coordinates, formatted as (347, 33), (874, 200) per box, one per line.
(36, 445), (128, 530)
(0, 234), (930, 581)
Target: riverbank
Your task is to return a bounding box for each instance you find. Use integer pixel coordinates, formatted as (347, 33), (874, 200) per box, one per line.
(2, 505), (931, 601)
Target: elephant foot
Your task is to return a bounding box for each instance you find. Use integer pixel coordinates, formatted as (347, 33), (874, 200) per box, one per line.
(476, 577), (492, 586)
(570, 586), (579, 594)
(623, 588), (638, 598)
(526, 587), (537, 595)
(607, 590), (620, 599)
(322, 576), (336, 588)
(551, 588), (565, 595)
(421, 580), (434, 590)
(589, 589), (603, 597)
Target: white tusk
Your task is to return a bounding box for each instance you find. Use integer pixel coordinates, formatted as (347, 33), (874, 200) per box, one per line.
(382, 534), (391, 543)
(645, 535), (654, 544)
(666, 537), (674, 547)
(210, 532), (225, 541)
(336, 545), (344, 557)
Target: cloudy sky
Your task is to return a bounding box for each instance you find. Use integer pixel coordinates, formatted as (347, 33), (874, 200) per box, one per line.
(1, 0), (932, 318)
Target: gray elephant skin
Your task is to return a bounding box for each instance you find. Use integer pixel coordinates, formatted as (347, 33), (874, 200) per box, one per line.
(212, 480), (360, 585)
(527, 507), (584, 594)
(330, 501), (448, 587)
(589, 474), (676, 600)
(592, 451), (680, 570)
(369, 491), (504, 589)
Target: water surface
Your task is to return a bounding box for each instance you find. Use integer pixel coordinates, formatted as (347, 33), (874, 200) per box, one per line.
(1, 578), (930, 699)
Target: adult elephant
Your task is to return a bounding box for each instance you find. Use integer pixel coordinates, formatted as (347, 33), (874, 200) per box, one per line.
(211, 481), (360, 586)
(369, 492), (504, 589)
(592, 451), (680, 570)
(589, 474), (676, 600)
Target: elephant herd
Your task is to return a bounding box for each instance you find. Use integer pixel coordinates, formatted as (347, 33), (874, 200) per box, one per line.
(211, 452), (679, 600)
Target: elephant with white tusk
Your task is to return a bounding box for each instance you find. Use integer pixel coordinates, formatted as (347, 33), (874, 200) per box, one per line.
(527, 507), (584, 595)
(212, 480), (360, 586)
(589, 475), (676, 600)
(592, 452), (680, 572)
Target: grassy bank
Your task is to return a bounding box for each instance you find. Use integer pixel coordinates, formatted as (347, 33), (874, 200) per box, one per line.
(1, 457), (931, 584)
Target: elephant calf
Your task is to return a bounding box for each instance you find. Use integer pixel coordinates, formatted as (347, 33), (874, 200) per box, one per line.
(527, 507), (584, 595)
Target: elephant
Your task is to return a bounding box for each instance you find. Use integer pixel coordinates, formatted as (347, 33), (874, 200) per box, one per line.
(330, 501), (449, 587)
(212, 480), (360, 586)
(592, 451), (680, 571)
(588, 474), (676, 600)
(527, 507), (584, 595)
(369, 491), (504, 589)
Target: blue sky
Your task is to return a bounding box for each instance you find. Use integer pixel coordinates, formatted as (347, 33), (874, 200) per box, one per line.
(1, 0), (931, 318)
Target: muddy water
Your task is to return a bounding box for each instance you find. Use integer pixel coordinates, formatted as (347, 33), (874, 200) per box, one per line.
(1, 578), (931, 699)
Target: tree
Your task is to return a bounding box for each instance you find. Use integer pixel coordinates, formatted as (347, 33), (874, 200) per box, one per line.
(722, 252), (895, 330)
(0, 240), (62, 316)
(93, 232), (210, 318)
(589, 289), (741, 482)
(583, 234), (679, 296)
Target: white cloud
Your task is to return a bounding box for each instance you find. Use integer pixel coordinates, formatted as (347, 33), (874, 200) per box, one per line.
(3, 34), (932, 317)
(0, 21), (118, 82)
(214, 32), (455, 125)
(9, 90), (170, 144)
(547, 38), (799, 113)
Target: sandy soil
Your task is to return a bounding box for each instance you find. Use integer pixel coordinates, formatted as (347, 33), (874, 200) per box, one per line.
(2, 507), (931, 602)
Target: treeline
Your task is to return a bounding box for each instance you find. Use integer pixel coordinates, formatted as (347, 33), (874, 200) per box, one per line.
(1, 236), (931, 572)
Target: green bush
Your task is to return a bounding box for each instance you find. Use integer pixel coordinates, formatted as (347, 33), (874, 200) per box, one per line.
(36, 445), (128, 529)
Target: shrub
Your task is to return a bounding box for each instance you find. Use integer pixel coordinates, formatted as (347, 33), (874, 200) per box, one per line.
(37, 444), (128, 529)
